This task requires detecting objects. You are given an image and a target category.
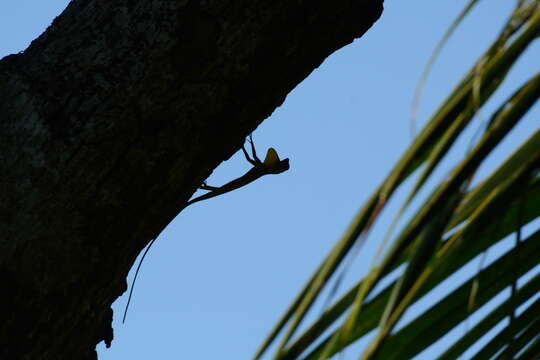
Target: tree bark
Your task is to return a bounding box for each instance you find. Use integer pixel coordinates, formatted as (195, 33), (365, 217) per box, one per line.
(0, 0), (383, 358)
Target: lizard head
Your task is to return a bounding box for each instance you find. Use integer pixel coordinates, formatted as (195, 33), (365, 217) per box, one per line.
(263, 148), (290, 174)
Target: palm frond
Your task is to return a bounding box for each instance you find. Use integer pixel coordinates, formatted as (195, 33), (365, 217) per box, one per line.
(257, 2), (540, 359)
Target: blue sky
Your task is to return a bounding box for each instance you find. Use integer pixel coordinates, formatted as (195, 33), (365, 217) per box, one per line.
(2, 1), (539, 359)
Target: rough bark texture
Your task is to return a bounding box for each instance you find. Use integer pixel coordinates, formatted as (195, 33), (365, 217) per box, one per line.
(0, 0), (383, 358)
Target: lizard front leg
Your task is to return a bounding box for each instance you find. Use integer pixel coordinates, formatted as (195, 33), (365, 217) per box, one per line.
(199, 181), (220, 191)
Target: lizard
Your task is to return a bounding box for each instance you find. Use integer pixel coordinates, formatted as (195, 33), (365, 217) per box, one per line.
(186, 135), (289, 205)
(122, 135), (289, 322)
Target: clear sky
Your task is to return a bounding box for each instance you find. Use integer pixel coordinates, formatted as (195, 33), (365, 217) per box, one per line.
(2, 1), (539, 359)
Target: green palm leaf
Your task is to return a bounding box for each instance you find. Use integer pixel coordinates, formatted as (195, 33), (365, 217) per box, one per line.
(257, 2), (540, 359)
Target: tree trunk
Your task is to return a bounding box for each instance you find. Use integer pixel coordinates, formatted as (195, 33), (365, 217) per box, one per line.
(0, 0), (382, 358)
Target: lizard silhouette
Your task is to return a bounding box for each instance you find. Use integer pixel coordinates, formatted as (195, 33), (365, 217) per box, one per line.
(122, 135), (289, 322)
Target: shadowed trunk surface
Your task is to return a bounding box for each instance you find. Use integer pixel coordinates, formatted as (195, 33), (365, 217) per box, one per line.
(0, 0), (383, 358)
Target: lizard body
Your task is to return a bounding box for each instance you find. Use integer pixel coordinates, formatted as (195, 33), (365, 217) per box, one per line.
(187, 145), (289, 206)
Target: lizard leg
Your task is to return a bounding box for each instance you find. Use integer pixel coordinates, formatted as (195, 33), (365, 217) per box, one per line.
(242, 141), (257, 166)
(247, 134), (262, 164)
(200, 181), (220, 191)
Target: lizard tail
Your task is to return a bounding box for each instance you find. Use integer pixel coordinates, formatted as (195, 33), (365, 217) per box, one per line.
(122, 238), (156, 323)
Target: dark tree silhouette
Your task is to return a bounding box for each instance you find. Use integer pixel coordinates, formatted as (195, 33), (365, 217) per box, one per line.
(0, 1), (383, 358)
